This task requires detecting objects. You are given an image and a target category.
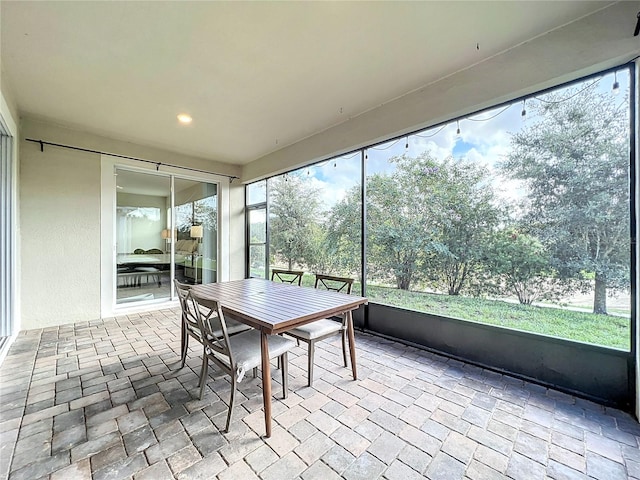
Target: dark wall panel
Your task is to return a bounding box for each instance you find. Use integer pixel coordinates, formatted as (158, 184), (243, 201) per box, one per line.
(366, 303), (633, 410)
(353, 304), (365, 329)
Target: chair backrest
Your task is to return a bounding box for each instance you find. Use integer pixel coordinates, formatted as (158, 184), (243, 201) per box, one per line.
(174, 279), (201, 334)
(189, 290), (234, 374)
(270, 268), (303, 286)
(314, 274), (354, 294)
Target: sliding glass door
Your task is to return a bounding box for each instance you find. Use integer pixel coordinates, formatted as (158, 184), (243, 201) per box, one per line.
(114, 168), (218, 306)
(174, 177), (218, 286)
(0, 130), (15, 341)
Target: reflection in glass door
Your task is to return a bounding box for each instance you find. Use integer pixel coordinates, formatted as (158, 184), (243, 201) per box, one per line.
(174, 178), (218, 285)
(115, 170), (172, 304)
(114, 169), (218, 306)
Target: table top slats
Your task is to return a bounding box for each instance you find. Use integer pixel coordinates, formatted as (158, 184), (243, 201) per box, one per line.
(191, 278), (368, 333)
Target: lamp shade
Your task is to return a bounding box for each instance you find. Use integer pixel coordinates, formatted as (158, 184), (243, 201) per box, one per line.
(161, 228), (176, 241)
(190, 225), (203, 239)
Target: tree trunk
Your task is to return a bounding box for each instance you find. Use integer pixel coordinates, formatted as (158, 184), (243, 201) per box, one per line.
(448, 263), (467, 295)
(397, 276), (411, 290)
(593, 272), (607, 315)
(287, 258), (293, 270)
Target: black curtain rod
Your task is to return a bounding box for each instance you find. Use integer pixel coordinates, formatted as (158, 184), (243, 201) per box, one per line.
(25, 138), (239, 182)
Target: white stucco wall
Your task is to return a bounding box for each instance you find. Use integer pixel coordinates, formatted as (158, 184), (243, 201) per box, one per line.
(20, 139), (101, 328)
(19, 118), (242, 329)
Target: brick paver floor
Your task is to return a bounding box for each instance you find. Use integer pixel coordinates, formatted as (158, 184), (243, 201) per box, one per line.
(0, 308), (639, 479)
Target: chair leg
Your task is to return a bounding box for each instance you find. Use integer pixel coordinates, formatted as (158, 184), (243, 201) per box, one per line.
(199, 355), (208, 400)
(307, 341), (315, 387)
(253, 367), (257, 378)
(277, 333), (287, 369)
(225, 373), (237, 433)
(341, 329), (348, 368)
(281, 352), (289, 399)
(180, 325), (188, 368)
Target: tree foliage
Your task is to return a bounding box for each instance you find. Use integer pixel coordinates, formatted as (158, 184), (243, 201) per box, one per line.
(321, 187), (362, 276)
(328, 153), (501, 293)
(365, 170), (431, 290)
(421, 157), (502, 295)
(269, 175), (321, 270)
(484, 229), (569, 305)
(261, 75), (631, 323)
(502, 85), (630, 314)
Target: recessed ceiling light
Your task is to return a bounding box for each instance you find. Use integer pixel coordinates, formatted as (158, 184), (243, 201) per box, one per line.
(177, 113), (192, 125)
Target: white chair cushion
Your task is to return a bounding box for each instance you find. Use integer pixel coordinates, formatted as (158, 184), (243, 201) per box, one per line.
(225, 318), (252, 336)
(228, 330), (296, 373)
(203, 316), (252, 339)
(288, 319), (343, 340)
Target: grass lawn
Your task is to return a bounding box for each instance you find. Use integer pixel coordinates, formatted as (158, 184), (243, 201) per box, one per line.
(365, 284), (630, 350)
(271, 271), (630, 350)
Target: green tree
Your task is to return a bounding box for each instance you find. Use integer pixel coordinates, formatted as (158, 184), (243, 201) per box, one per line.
(328, 153), (501, 293)
(328, 164), (430, 290)
(269, 175), (321, 270)
(484, 229), (568, 305)
(366, 172), (431, 290)
(420, 158), (502, 295)
(319, 190), (362, 276)
(503, 85), (630, 314)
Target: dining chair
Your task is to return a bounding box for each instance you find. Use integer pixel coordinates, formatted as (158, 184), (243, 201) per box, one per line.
(270, 268), (304, 286)
(286, 274), (355, 387)
(189, 290), (297, 433)
(174, 279), (251, 369)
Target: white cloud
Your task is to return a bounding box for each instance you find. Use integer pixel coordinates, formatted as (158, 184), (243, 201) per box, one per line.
(295, 157), (361, 211)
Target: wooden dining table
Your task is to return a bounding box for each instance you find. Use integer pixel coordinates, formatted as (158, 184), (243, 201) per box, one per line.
(190, 277), (368, 437)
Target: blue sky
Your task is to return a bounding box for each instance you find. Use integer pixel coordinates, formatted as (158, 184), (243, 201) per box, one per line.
(452, 140), (475, 159)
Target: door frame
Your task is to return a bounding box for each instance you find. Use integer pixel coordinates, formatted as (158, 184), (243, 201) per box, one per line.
(0, 92), (19, 365)
(100, 155), (229, 317)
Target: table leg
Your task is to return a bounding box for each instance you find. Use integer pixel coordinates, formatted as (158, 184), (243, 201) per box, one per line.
(260, 331), (272, 437)
(346, 310), (357, 380)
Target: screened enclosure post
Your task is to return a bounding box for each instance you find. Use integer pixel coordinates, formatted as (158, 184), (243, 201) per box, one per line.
(633, 59), (639, 421)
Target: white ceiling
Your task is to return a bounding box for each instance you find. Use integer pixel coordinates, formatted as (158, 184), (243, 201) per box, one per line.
(1, 1), (612, 165)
